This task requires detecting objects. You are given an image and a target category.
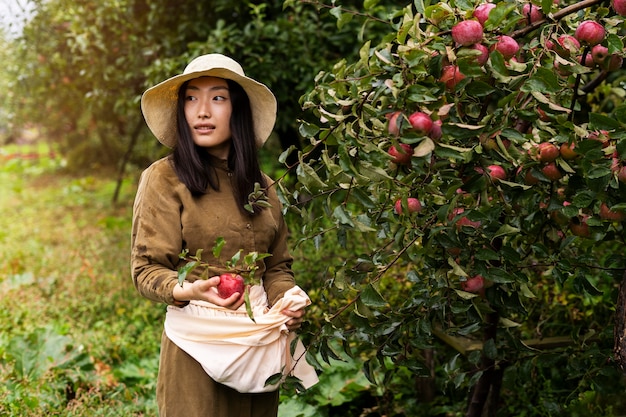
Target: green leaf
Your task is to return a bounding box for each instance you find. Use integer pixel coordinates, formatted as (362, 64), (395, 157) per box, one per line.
(333, 206), (355, 227)
(614, 105), (626, 124)
(177, 261), (198, 286)
(493, 224), (521, 239)
(213, 238), (225, 259)
(465, 81), (497, 97)
(589, 112), (621, 130)
(244, 288), (255, 322)
(297, 161), (328, 192)
(521, 67), (560, 93)
(607, 34), (624, 55)
(361, 284), (387, 308)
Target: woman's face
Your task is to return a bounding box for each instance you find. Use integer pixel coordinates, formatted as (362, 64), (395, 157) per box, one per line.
(183, 76), (233, 159)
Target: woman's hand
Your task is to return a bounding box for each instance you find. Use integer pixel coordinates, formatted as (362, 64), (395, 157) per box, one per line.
(173, 277), (245, 310)
(282, 307), (305, 331)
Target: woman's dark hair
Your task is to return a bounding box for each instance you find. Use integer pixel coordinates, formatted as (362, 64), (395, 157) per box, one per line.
(173, 78), (267, 215)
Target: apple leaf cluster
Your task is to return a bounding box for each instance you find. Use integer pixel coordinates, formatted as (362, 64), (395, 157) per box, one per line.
(177, 238), (271, 321)
(283, 0), (626, 414)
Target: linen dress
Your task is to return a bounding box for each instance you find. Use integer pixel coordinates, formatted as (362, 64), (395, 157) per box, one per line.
(131, 155), (297, 417)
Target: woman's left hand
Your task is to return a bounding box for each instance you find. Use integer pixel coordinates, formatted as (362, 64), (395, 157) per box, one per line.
(282, 307), (305, 331)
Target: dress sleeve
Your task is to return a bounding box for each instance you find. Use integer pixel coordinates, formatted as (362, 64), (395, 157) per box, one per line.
(262, 183), (297, 307)
(130, 161), (185, 305)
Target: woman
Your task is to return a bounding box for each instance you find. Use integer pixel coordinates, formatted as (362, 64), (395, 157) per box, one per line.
(131, 54), (316, 417)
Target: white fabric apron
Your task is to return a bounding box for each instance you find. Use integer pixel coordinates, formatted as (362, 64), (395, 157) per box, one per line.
(164, 285), (319, 393)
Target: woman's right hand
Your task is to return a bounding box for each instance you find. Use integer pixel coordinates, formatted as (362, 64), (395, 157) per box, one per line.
(173, 277), (245, 310)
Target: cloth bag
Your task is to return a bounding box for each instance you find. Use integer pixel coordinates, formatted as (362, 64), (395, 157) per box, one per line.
(164, 285), (319, 393)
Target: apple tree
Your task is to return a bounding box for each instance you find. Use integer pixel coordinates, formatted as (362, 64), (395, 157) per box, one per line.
(282, 0), (626, 414)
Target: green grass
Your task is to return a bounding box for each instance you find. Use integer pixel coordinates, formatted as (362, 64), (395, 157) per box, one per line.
(0, 151), (162, 415)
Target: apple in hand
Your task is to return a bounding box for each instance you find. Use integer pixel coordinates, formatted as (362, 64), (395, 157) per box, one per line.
(217, 273), (245, 299)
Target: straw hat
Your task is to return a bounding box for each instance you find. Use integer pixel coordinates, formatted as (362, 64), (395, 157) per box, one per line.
(141, 54), (277, 148)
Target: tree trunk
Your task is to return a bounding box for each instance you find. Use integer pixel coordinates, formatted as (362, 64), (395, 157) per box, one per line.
(415, 348), (435, 403)
(614, 270), (626, 374)
(112, 119), (144, 205)
(466, 312), (499, 417)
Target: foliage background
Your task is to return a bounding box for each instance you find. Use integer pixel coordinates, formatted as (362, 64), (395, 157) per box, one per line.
(2, 0), (626, 415)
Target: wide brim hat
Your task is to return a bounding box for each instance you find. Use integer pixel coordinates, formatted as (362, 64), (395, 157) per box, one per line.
(141, 53), (277, 148)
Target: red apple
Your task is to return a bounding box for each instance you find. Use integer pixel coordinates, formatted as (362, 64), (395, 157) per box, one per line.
(579, 53), (596, 68)
(560, 142), (578, 160)
(473, 3), (496, 26)
(591, 44), (609, 65)
(461, 275), (485, 294)
(612, 0), (626, 16)
(468, 43), (490, 66)
(541, 162), (564, 181)
(440, 65), (465, 90)
(522, 3), (543, 24)
(536, 142), (560, 162)
(408, 111), (433, 136)
(599, 202), (626, 221)
(394, 197), (423, 214)
(487, 164), (507, 180)
(452, 20), (484, 46)
(524, 170), (540, 185)
(388, 143), (413, 165)
(554, 35), (580, 58)
(618, 166), (626, 183)
(451, 207), (481, 228)
(387, 111), (403, 136)
(569, 216), (591, 238)
(492, 35), (520, 59)
(217, 273), (245, 299)
(575, 20), (606, 46)
(429, 120), (443, 141)
(604, 54), (623, 71)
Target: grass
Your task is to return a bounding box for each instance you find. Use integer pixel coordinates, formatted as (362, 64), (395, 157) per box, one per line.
(0, 149), (162, 415)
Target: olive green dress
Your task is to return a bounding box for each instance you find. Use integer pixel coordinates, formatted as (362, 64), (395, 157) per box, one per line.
(131, 156), (296, 417)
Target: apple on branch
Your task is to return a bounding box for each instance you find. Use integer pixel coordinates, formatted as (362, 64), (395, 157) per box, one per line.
(408, 111), (433, 136)
(575, 20), (606, 46)
(613, 0), (626, 16)
(521, 3), (543, 25)
(394, 197), (423, 215)
(486, 164), (507, 181)
(492, 35), (520, 60)
(451, 20), (484, 46)
(388, 143), (413, 165)
(440, 65), (465, 90)
(473, 3), (496, 26)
